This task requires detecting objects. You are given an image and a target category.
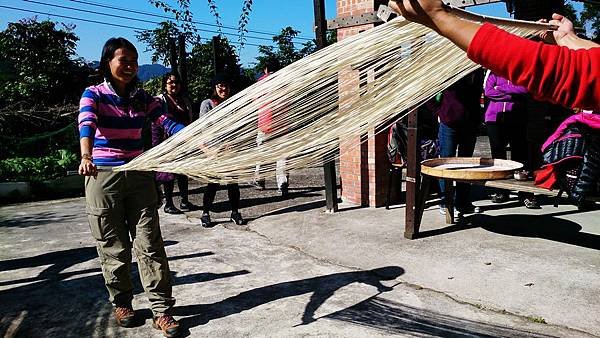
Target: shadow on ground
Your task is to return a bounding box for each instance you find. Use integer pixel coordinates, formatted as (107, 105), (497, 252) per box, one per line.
(0, 210), (82, 229)
(174, 266), (404, 330)
(325, 296), (553, 338)
(417, 211), (600, 250)
(0, 243), (244, 337)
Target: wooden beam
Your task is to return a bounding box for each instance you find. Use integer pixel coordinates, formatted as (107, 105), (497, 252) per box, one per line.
(404, 109), (420, 239)
(314, 0), (338, 213)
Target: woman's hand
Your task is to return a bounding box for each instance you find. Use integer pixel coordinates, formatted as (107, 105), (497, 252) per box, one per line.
(78, 157), (97, 177)
(388, 0), (447, 31)
(538, 14), (575, 46)
(538, 14), (599, 50)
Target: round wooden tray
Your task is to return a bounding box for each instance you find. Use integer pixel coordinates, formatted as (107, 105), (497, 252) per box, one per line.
(421, 157), (523, 180)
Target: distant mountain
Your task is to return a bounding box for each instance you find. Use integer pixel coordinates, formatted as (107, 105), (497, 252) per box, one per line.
(138, 64), (170, 81)
(86, 61), (169, 81)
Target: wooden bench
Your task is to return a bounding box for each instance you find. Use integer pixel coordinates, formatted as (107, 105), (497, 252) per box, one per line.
(406, 174), (600, 238)
(398, 109), (598, 239)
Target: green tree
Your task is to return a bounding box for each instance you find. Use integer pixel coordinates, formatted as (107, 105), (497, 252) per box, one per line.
(0, 18), (91, 107)
(255, 27), (315, 72)
(579, 2), (600, 42)
(561, 2), (584, 29)
(137, 21), (185, 65)
(0, 18), (90, 159)
(186, 36), (251, 104)
(255, 27), (337, 74)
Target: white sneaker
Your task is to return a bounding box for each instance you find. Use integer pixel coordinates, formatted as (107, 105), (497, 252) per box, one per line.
(439, 205), (462, 218)
(456, 204), (482, 215)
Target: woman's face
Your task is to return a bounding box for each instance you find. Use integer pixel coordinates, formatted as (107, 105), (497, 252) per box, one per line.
(215, 83), (230, 100)
(165, 75), (180, 96)
(108, 48), (138, 86)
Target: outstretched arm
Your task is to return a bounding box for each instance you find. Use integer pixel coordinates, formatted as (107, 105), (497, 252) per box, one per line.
(388, 0), (480, 51)
(388, 0), (600, 110)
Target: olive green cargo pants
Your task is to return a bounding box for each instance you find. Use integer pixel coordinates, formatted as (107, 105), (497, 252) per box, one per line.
(85, 170), (175, 316)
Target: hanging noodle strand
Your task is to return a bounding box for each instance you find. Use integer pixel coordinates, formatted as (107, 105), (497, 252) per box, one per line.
(116, 13), (547, 183)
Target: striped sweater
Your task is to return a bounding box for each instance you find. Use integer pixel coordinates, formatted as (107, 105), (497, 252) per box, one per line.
(78, 81), (184, 166)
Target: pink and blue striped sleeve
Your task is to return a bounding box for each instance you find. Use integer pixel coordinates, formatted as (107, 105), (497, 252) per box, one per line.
(148, 95), (185, 135)
(78, 88), (98, 139)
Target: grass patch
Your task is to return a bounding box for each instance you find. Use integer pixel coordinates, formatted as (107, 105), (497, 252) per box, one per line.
(526, 316), (547, 324)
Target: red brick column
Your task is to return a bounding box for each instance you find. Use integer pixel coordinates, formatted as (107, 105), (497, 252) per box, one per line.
(337, 0), (391, 207)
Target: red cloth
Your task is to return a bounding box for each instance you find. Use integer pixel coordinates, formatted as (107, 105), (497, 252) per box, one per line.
(257, 73), (273, 133)
(534, 165), (557, 190)
(467, 23), (600, 111)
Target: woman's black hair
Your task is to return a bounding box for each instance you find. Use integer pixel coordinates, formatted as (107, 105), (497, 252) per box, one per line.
(161, 72), (180, 91)
(99, 37), (138, 86)
(210, 73), (231, 100)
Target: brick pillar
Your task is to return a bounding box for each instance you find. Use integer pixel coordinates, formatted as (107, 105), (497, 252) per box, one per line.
(337, 0), (391, 207)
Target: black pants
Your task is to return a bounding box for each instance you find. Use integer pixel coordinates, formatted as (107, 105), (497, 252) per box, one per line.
(163, 175), (189, 205)
(486, 117), (527, 164)
(487, 114), (529, 198)
(203, 183), (240, 213)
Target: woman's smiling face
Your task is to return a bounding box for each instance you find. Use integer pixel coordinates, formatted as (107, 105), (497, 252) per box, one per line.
(109, 48), (138, 86)
(215, 82), (230, 99)
(165, 75), (180, 96)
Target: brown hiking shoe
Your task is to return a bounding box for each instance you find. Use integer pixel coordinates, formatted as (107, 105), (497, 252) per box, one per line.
(114, 306), (136, 327)
(153, 314), (180, 337)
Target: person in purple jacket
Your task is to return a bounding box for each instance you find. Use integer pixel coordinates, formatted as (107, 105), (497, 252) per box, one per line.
(78, 37), (182, 337)
(484, 70), (540, 209)
(152, 72), (198, 214)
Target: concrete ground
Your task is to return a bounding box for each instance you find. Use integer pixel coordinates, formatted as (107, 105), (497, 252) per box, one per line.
(1, 165), (600, 337)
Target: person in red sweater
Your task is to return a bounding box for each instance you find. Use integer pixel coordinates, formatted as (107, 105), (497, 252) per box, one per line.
(252, 60), (290, 197)
(387, 1), (599, 111)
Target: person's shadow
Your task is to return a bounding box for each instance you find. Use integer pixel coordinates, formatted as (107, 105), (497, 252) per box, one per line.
(174, 266), (404, 329)
(0, 241), (242, 337)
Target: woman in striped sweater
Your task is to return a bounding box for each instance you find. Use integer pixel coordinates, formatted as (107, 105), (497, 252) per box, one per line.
(78, 37), (182, 337)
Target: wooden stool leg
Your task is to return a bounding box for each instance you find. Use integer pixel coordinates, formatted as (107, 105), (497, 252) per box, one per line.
(415, 175), (432, 228)
(399, 167), (405, 205)
(386, 167), (394, 210)
(444, 179), (455, 224)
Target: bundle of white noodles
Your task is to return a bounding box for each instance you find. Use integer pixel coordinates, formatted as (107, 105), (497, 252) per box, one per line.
(117, 13), (544, 182)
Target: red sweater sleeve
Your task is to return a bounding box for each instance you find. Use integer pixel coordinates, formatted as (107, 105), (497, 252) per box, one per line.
(467, 23), (600, 111)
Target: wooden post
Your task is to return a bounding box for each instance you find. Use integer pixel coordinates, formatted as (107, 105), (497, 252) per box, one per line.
(314, 0), (338, 212)
(168, 37), (178, 75)
(212, 36), (223, 75)
(177, 34), (188, 89)
(404, 108), (420, 239)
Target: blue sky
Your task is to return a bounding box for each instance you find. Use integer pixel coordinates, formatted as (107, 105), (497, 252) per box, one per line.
(0, 1), (569, 67)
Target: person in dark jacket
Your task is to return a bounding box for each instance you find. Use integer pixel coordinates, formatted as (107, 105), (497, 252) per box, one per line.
(198, 74), (245, 228)
(437, 69), (484, 216)
(152, 72), (198, 214)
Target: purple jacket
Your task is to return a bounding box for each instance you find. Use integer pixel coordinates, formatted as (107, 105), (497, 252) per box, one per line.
(484, 71), (528, 122)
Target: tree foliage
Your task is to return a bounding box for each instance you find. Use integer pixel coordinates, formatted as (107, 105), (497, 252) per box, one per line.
(238, 0), (254, 48)
(563, 1), (600, 42)
(0, 18), (91, 107)
(579, 2), (600, 42)
(186, 36), (252, 104)
(147, 0), (197, 35)
(561, 3), (584, 29)
(136, 21), (199, 65)
(254, 27), (336, 73)
(255, 27), (316, 72)
(206, 0), (223, 33)
(0, 18), (90, 158)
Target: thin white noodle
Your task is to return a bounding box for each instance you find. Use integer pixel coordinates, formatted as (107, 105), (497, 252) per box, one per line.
(116, 14), (541, 183)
